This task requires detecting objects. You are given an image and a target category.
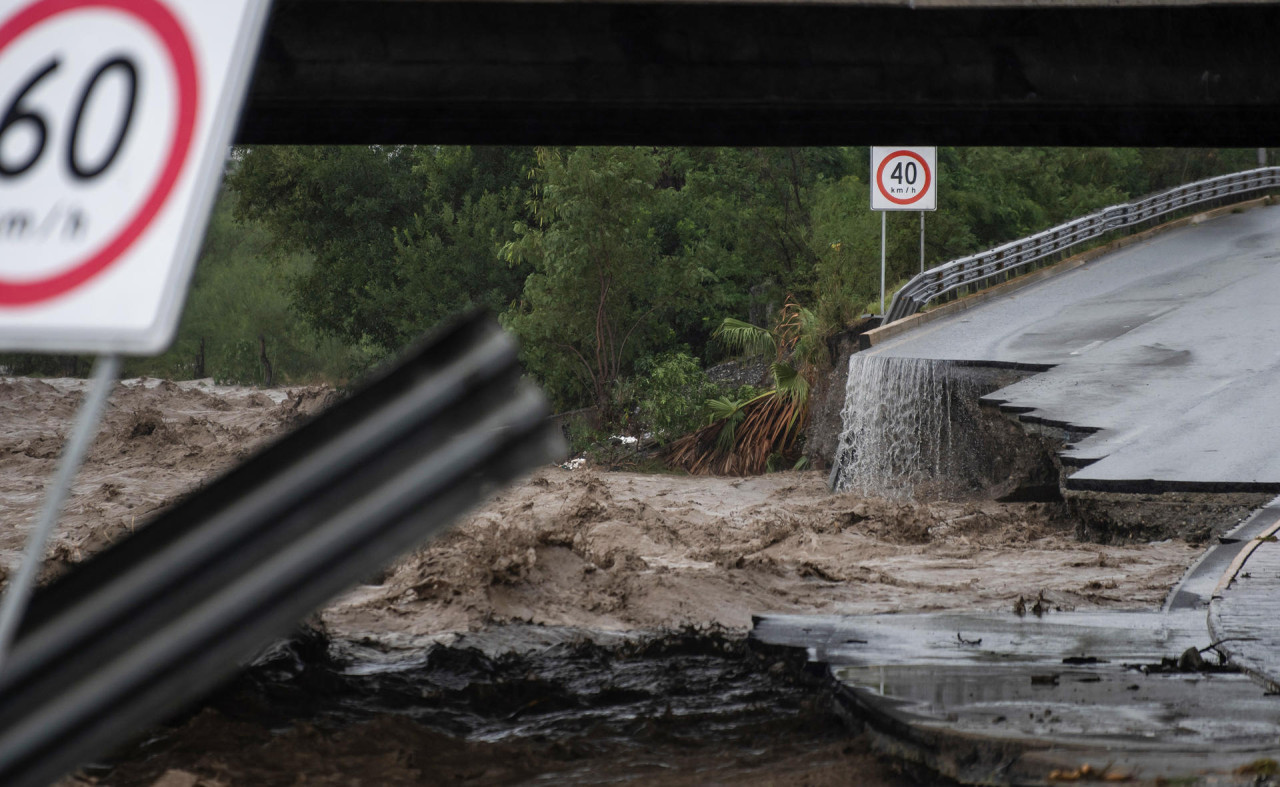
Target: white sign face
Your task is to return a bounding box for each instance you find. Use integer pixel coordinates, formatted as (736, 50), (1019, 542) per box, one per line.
(0, 0), (270, 354)
(871, 146), (937, 211)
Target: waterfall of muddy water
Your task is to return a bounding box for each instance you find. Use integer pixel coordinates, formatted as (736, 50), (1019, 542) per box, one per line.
(829, 355), (987, 499)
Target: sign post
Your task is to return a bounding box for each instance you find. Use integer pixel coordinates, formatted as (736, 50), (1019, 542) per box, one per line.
(871, 146), (938, 314)
(0, 0), (271, 667)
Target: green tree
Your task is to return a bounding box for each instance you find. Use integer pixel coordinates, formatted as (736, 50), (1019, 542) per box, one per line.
(675, 148), (846, 342)
(1133, 148), (1258, 194)
(501, 147), (690, 416)
(227, 145), (425, 352)
(627, 351), (729, 443)
(386, 147), (533, 338)
(667, 300), (822, 475)
(229, 145), (534, 355)
(806, 174), (885, 328)
(126, 189), (368, 385)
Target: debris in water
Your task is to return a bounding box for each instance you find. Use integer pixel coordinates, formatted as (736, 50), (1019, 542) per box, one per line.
(1236, 758), (1280, 777)
(1031, 590), (1050, 617)
(1046, 763), (1131, 782)
(1062, 656), (1105, 665)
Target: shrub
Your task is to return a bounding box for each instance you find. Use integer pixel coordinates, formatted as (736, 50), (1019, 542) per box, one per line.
(629, 352), (724, 443)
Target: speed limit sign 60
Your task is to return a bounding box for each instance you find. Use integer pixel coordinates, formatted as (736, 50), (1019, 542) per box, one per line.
(0, 0), (271, 354)
(871, 147), (937, 211)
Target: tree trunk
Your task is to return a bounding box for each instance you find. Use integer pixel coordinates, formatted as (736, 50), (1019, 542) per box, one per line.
(258, 334), (273, 388)
(194, 337), (205, 379)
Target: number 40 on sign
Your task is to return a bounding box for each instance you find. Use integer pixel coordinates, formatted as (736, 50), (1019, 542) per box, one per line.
(871, 147), (937, 212)
(869, 146), (937, 314)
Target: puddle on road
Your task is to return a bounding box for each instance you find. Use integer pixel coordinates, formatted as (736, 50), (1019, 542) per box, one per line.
(836, 662), (1280, 745)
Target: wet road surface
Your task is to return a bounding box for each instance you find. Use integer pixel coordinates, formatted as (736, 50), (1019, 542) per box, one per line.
(751, 498), (1280, 785)
(867, 204), (1280, 493)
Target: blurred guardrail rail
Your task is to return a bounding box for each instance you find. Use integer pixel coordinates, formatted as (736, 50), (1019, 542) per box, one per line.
(884, 167), (1280, 325)
(0, 313), (565, 787)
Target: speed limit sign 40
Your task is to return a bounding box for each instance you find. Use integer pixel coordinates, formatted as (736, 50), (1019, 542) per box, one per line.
(871, 147), (937, 211)
(0, 0), (270, 353)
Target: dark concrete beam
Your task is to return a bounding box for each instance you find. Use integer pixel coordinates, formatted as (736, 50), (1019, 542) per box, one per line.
(240, 2), (1280, 146)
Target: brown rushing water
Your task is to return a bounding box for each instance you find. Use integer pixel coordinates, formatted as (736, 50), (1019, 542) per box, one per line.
(0, 378), (1197, 786)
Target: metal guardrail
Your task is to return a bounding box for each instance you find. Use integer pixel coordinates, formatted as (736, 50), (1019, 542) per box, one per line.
(0, 313), (565, 787)
(884, 167), (1280, 324)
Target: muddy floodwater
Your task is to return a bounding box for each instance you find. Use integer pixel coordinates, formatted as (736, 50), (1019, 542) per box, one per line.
(0, 378), (1204, 785)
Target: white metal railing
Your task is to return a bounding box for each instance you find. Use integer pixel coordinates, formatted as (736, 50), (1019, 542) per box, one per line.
(884, 167), (1280, 324)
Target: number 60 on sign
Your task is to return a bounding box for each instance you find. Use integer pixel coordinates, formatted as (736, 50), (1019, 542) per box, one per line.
(0, 0), (270, 354)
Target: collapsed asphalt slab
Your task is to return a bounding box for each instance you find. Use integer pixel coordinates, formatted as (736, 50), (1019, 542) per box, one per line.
(751, 498), (1280, 786)
(865, 204), (1280, 495)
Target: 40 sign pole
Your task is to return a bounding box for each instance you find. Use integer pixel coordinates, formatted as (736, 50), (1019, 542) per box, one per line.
(871, 146), (938, 320)
(880, 211), (887, 314)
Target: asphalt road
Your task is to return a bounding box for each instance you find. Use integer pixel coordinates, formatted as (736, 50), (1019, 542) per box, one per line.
(866, 203), (1280, 492)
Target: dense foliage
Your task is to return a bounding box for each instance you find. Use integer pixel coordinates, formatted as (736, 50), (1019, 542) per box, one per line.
(7, 146), (1259, 442)
(122, 190), (372, 385)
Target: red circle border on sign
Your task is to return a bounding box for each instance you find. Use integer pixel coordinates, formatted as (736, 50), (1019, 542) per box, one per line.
(0, 0), (198, 306)
(876, 150), (932, 206)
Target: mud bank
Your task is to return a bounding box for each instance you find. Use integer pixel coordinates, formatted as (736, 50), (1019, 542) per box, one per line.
(70, 625), (942, 787)
(1067, 489), (1273, 544)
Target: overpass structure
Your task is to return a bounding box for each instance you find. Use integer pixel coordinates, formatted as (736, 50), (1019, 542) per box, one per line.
(865, 201), (1280, 493)
(241, 0), (1280, 147)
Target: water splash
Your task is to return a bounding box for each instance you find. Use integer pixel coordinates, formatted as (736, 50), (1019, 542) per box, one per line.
(828, 355), (977, 499)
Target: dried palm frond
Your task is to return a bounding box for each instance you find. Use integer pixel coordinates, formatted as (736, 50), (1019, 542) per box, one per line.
(672, 297), (822, 476)
(665, 388), (809, 476)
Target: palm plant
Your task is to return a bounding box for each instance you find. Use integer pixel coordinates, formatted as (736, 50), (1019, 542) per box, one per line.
(666, 298), (825, 475)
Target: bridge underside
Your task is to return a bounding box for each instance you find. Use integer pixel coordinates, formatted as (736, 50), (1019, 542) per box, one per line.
(241, 2), (1280, 147)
